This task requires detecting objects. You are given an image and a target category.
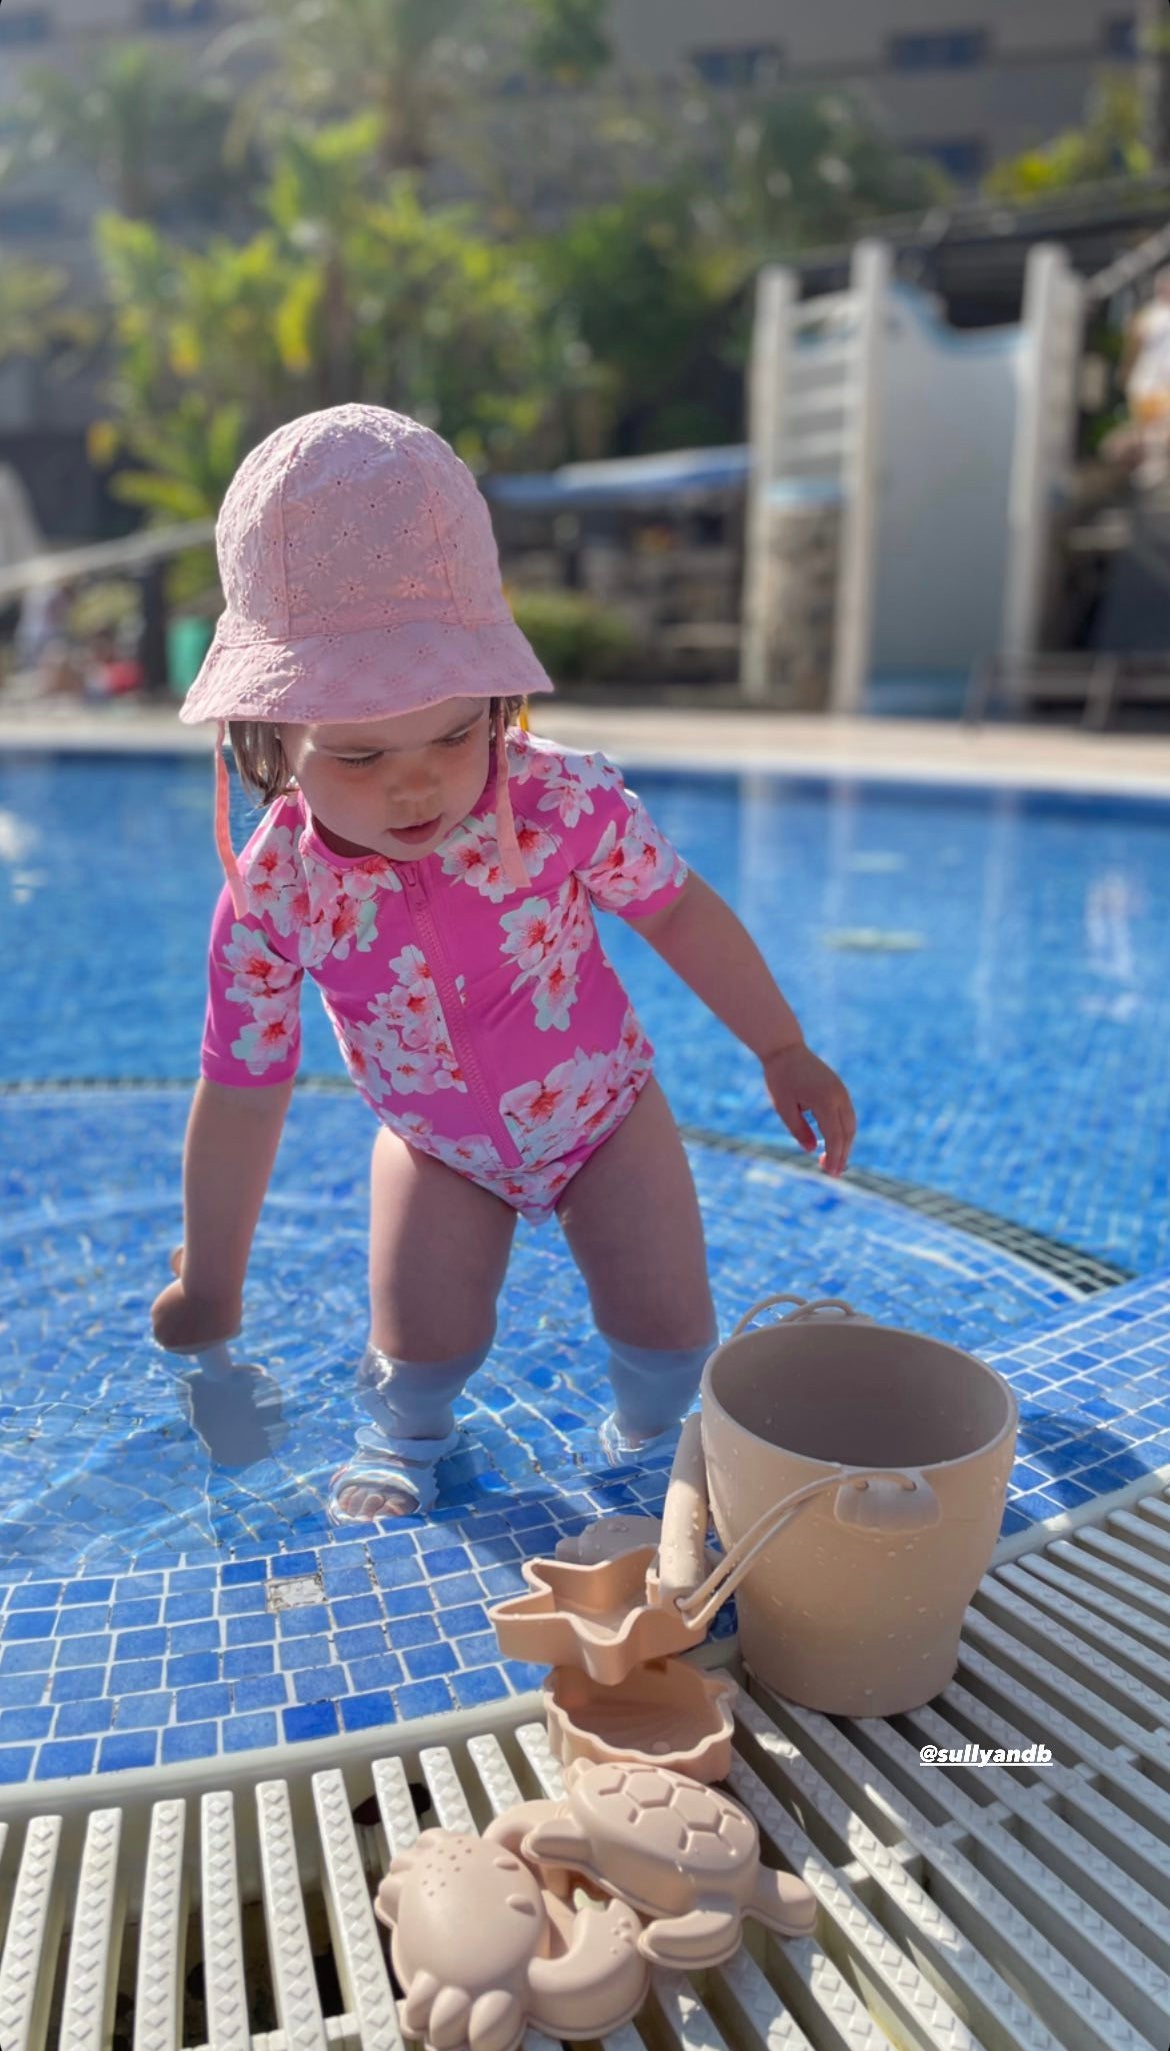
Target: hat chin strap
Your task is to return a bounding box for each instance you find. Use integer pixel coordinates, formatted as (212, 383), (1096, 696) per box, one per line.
(493, 702), (532, 892)
(215, 721), (250, 918)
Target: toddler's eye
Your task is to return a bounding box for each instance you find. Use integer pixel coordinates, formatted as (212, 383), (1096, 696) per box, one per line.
(339, 752), (381, 768)
(439, 728), (474, 749)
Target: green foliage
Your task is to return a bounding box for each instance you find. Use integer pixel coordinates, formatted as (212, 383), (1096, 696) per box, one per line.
(0, 260), (94, 363)
(985, 77), (1150, 199)
(507, 586), (641, 679)
(520, 0), (612, 85)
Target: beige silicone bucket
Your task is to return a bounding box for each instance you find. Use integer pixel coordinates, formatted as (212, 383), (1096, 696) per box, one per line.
(699, 1295), (1018, 1718)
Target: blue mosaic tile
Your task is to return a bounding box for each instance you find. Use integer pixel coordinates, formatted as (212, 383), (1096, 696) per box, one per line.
(99, 1731), (159, 1772)
(162, 1722), (219, 1764)
(339, 1689), (397, 1733)
(223, 1712), (279, 1752)
(0, 1745), (36, 1783)
(282, 1701), (338, 1743)
(36, 1738), (97, 1780)
(395, 1678), (454, 1719)
(233, 1674), (289, 1712)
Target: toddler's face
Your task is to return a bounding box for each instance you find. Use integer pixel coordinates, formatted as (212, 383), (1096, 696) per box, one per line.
(279, 697), (492, 859)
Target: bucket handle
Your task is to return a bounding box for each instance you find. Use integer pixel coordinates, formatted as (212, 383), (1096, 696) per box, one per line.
(728, 1293), (861, 1340)
(659, 1463), (941, 1635)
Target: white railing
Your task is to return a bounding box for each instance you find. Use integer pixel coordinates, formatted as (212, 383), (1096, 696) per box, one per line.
(740, 241), (889, 712)
(1001, 244), (1086, 677)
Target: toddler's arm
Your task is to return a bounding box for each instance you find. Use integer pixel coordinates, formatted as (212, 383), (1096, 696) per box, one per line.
(151, 1076), (295, 1352)
(631, 872), (856, 1175)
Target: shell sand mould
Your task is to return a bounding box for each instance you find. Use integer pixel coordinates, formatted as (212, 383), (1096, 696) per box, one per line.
(543, 1659), (737, 1781)
(500, 1758), (818, 1968)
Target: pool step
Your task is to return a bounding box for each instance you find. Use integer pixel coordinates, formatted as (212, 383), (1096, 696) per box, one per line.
(7, 1485), (1170, 2048)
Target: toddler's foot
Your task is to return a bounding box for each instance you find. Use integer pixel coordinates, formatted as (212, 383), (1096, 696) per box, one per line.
(177, 1359), (288, 1467)
(598, 1411), (683, 1469)
(327, 1445), (441, 1526)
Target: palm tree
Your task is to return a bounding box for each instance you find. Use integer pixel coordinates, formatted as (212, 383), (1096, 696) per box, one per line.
(16, 41), (237, 221)
(228, 0), (487, 173)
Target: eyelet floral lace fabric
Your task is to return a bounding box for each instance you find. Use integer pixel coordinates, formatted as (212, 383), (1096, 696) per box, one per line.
(201, 730), (689, 1220)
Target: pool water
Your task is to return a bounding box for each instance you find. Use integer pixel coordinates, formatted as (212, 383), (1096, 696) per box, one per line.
(1, 751), (1167, 1582)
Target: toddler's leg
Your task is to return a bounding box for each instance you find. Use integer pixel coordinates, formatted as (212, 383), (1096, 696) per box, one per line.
(556, 1078), (718, 1459)
(330, 1128), (516, 1522)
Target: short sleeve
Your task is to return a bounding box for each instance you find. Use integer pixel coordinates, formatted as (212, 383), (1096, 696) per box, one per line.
(200, 882), (304, 1087)
(550, 747), (689, 918)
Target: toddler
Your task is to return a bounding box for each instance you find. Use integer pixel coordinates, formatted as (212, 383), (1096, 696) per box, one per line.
(151, 405), (856, 1523)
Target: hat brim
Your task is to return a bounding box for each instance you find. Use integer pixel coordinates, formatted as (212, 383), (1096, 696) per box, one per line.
(177, 614), (555, 725)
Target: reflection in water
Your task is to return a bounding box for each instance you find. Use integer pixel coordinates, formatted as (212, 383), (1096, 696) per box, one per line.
(176, 1353), (289, 1467)
(1083, 869), (1144, 1021)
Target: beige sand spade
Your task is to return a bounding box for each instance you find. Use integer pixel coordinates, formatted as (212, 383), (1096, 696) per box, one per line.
(701, 1294), (1019, 1717)
(509, 1758), (817, 1967)
(374, 1831), (648, 2051)
(543, 1658), (737, 1781)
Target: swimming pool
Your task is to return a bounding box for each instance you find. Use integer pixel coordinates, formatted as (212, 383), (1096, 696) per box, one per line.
(2, 748), (1170, 1782)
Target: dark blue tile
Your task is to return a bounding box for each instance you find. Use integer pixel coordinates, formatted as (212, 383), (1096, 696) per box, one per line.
(427, 1573), (480, 1606)
(422, 1546), (471, 1577)
(99, 1731), (159, 1772)
(0, 1673), (52, 1709)
(378, 1586), (434, 1620)
(440, 1604), (489, 1640)
(320, 1564), (371, 1596)
(269, 1553), (318, 1579)
(0, 1745), (34, 1783)
(282, 1700), (338, 1742)
(164, 1592), (215, 1623)
(108, 1600), (162, 1632)
(222, 1559), (267, 1585)
(62, 1579), (114, 1605)
(339, 1689), (398, 1734)
(36, 1738), (98, 1780)
(502, 1660), (548, 1693)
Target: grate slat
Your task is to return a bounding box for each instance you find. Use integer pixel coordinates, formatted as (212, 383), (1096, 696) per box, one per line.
(371, 1754), (418, 1857)
(200, 1790), (250, 2051)
(312, 1768), (400, 2051)
(256, 1779), (328, 2051)
(0, 1815), (64, 2051)
(132, 1798), (187, 2051)
(59, 1808), (123, 2051)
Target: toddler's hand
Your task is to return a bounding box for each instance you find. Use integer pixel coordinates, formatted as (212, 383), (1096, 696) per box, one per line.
(763, 1042), (856, 1178)
(151, 1245), (241, 1355)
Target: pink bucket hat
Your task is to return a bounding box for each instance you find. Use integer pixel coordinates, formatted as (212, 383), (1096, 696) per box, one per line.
(179, 403), (554, 909)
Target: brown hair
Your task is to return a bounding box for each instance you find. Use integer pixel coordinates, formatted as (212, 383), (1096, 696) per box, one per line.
(227, 695), (525, 806)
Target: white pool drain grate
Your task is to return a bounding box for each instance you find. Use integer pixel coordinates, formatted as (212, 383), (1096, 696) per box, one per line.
(7, 1487), (1170, 2049)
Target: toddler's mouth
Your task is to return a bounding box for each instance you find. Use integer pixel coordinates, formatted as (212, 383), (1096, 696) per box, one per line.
(387, 816), (443, 846)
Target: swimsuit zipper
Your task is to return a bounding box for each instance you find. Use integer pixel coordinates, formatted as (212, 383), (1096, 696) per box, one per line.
(400, 864), (524, 1169)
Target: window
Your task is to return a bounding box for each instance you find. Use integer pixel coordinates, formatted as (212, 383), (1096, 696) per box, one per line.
(690, 45), (783, 89)
(890, 30), (988, 70)
(0, 9), (52, 45)
(909, 137), (987, 183)
(1103, 15), (1136, 57)
(140, 0), (218, 26)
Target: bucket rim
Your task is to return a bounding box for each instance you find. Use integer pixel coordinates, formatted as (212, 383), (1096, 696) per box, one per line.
(700, 1316), (1019, 1472)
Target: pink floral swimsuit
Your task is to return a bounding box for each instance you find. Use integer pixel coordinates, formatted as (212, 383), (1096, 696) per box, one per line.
(201, 729), (689, 1221)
